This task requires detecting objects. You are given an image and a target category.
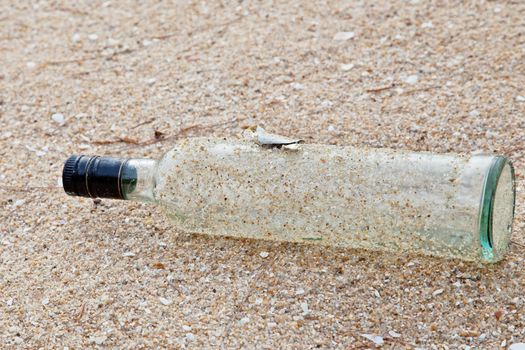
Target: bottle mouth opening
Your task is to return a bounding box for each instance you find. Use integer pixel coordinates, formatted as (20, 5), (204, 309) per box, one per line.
(479, 156), (516, 263)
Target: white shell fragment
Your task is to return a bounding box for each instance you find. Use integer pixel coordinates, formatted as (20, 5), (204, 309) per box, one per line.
(250, 126), (302, 147)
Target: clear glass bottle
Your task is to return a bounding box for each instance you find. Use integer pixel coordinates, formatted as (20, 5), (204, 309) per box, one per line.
(62, 136), (515, 263)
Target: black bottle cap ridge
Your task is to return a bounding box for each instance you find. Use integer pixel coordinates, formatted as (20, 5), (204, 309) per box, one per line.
(62, 155), (127, 199)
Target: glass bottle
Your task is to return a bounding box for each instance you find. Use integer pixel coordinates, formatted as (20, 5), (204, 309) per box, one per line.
(62, 135), (515, 263)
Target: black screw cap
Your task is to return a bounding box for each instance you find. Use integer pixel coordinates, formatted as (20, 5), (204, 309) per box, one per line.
(62, 155), (127, 199)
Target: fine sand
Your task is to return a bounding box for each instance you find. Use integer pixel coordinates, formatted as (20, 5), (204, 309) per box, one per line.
(1, 1), (524, 348)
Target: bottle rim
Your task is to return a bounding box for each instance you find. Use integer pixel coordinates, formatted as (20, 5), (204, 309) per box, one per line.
(479, 155), (516, 263)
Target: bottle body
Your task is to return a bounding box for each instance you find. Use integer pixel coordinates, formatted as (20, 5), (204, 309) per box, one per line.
(125, 138), (514, 263)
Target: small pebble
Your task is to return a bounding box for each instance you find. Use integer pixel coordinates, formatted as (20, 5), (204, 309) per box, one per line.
(107, 37), (120, 46)
(388, 330), (401, 338)
(405, 75), (419, 85)
(122, 252), (135, 257)
(432, 288), (444, 297)
(333, 31), (355, 41)
(26, 62), (36, 69)
(182, 325), (192, 331)
(72, 33), (81, 42)
(41, 298), (49, 306)
(321, 100), (333, 108)
(238, 317), (250, 325)
(14, 337), (23, 345)
(295, 288), (305, 295)
(142, 39), (153, 47)
(291, 82), (304, 90)
(51, 113), (65, 125)
(362, 334), (384, 346)
(13, 199), (26, 208)
(146, 78), (157, 86)
(509, 343), (525, 350)
(300, 302), (309, 315)
(255, 298), (263, 305)
(516, 95), (525, 102)
(340, 63), (354, 71)
(185, 333), (195, 341)
(88, 33), (99, 41)
(89, 336), (107, 345)
(159, 297), (172, 306)
(421, 21), (433, 28)
(469, 110), (480, 117)
(259, 251), (269, 258)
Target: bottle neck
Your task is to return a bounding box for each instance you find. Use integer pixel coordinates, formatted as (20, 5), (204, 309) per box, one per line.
(120, 158), (157, 203)
(62, 155), (157, 203)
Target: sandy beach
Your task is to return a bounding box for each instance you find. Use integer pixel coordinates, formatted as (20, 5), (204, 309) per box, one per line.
(1, 1), (524, 348)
